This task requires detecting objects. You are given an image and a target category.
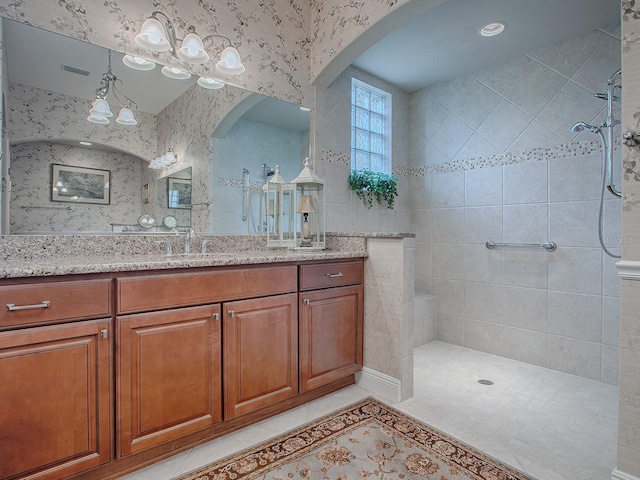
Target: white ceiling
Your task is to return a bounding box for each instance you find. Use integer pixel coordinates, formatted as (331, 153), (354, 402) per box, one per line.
(352, 0), (620, 92)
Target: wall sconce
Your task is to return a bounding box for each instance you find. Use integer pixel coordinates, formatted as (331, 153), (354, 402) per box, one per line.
(292, 158), (325, 251)
(148, 150), (177, 169)
(87, 50), (138, 126)
(131, 11), (244, 88)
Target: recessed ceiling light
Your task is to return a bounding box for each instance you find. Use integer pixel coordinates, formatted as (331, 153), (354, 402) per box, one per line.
(479, 21), (506, 37)
(79, 141), (92, 146)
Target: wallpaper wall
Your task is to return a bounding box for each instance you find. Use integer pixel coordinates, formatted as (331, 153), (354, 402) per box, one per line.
(10, 142), (145, 233)
(8, 83), (157, 160)
(0, 0), (311, 106)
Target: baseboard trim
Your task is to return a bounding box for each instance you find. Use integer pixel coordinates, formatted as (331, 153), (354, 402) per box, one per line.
(612, 468), (640, 480)
(355, 367), (401, 402)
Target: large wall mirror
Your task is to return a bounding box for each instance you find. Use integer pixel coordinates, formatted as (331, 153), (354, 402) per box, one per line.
(1, 17), (310, 235)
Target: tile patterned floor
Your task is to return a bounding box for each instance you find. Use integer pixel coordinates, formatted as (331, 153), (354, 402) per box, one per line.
(120, 341), (618, 480)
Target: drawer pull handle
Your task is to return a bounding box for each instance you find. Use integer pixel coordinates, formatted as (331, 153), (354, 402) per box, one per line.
(6, 300), (51, 311)
(326, 272), (344, 278)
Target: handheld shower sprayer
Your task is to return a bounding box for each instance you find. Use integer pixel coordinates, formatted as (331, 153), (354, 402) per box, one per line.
(570, 121), (599, 134)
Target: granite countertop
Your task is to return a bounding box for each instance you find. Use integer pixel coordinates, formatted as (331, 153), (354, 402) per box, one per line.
(0, 249), (366, 279)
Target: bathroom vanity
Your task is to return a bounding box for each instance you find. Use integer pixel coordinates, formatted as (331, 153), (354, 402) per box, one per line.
(0, 251), (364, 480)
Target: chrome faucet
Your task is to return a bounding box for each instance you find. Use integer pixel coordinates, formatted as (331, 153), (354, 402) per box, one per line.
(184, 228), (196, 254)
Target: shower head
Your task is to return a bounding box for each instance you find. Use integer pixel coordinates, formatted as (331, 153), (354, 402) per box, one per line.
(571, 121), (600, 134)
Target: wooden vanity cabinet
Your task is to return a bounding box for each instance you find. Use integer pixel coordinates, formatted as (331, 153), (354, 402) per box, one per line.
(116, 304), (222, 456)
(299, 260), (364, 392)
(0, 278), (113, 480)
(223, 293), (298, 419)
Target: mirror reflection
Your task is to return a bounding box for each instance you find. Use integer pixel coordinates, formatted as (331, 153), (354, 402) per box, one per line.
(2, 17), (310, 235)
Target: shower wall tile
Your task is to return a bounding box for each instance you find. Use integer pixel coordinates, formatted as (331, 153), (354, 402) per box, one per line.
(572, 35), (622, 94)
(432, 208), (465, 244)
(549, 154), (603, 202)
(411, 209), (432, 243)
(463, 282), (505, 324)
(437, 313), (464, 346)
(432, 244), (466, 281)
(453, 133), (500, 162)
(601, 344), (620, 386)
(409, 92), (450, 142)
(503, 161), (548, 205)
(537, 81), (604, 143)
(428, 76), (501, 130)
(433, 278), (465, 316)
(505, 62), (567, 117)
(430, 113), (474, 161)
(603, 199), (623, 251)
(507, 120), (566, 153)
(471, 55), (532, 96)
(602, 296), (621, 347)
(464, 244), (503, 284)
(547, 335), (602, 381)
(549, 201), (601, 248)
(548, 291), (602, 343)
(530, 29), (609, 78)
(465, 206), (503, 245)
(548, 247), (603, 295)
(429, 171), (465, 208)
(503, 204), (548, 244)
(463, 319), (504, 357)
(503, 250), (549, 289)
(502, 286), (548, 333)
(465, 166), (503, 206)
(415, 242), (432, 278)
(602, 250), (622, 298)
(502, 327), (548, 367)
(476, 100), (533, 152)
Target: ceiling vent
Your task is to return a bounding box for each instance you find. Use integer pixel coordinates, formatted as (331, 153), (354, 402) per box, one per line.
(62, 64), (90, 76)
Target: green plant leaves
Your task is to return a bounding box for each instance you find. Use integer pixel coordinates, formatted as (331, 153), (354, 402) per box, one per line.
(348, 169), (398, 209)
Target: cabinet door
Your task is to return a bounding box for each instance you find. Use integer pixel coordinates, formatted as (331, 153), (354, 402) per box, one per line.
(299, 285), (363, 392)
(223, 293), (298, 419)
(0, 319), (112, 480)
(117, 304), (221, 456)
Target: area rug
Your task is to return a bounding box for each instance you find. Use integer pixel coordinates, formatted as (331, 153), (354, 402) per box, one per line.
(174, 397), (535, 480)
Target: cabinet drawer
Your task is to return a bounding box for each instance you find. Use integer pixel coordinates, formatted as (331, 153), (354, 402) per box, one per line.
(299, 260), (363, 291)
(117, 265), (297, 314)
(0, 279), (112, 329)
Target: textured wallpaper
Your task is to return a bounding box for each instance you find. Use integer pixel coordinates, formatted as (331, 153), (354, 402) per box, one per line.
(10, 142), (145, 233)
(0, 0), (311, 106)
(8, 82), (157, 160)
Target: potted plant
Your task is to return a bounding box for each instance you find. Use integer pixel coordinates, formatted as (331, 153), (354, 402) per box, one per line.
(348, 169), (398, 209)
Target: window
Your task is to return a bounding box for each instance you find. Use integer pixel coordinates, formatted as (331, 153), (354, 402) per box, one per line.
(351, 78), (392, 174)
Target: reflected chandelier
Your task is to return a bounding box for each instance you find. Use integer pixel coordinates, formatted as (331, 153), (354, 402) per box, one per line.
(128, 10), (245, 89)
(87, 50), (138, 125)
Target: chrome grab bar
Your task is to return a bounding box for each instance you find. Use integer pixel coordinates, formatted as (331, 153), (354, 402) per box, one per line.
(486, 241), (556, 252)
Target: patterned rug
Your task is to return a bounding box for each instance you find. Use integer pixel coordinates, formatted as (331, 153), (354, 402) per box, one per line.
(174, 397), (535, 480)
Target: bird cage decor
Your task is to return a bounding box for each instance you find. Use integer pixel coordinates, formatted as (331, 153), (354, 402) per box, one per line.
(292, 158), (325, 251)
(265, 166), (296, 247)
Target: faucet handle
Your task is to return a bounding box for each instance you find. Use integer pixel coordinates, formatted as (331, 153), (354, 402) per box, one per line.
(201, 239), (208, 254)
(154, 240), (173, 255)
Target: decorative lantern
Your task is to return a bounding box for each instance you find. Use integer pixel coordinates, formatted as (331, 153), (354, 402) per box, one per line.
(265, 166), (296, 247)
(292, 158), (325, 250)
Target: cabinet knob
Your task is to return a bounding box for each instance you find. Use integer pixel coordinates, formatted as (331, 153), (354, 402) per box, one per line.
(100, 329), (108, 339)
(212, 313), (219, 320)
(303, 299), (310, 306)
(228, 310), (235, 318)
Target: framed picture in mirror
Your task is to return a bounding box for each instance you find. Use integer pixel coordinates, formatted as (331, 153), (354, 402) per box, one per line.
(51, 164), (110, 205)
(168, 177), (191, 209)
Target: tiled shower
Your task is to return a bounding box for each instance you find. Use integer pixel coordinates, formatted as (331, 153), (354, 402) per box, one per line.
(410, 22), (621, 384)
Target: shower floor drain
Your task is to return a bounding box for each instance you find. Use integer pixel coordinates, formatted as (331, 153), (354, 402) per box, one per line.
(478, 379), (494, 385)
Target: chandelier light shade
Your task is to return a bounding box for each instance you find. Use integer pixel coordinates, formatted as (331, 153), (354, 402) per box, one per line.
(115, 107), (138, 125)
(132, 10), (245, 86)
(161, 66), (192, 80)
(197, 77), (225, 89)
(122, 55), (156, 71)
(87, 50), (138, 126)
(135, 17), (171, 51)
(177, 32), (209, 64)
(215, 46), (245, 74)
